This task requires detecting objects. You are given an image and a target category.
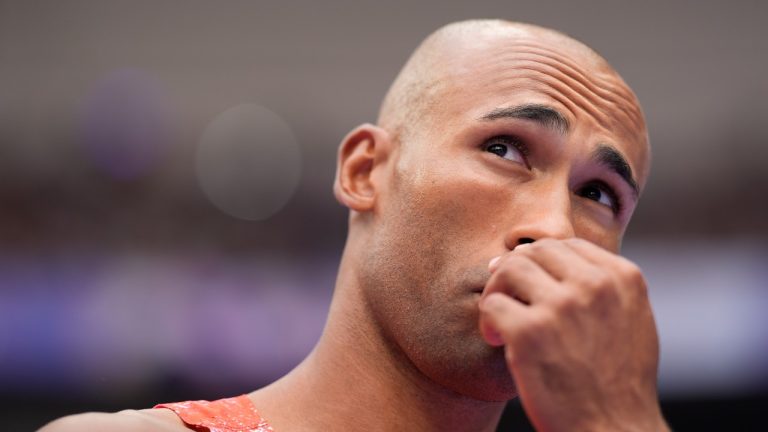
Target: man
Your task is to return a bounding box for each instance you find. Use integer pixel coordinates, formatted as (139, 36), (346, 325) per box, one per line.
(42, 19), (669, 431)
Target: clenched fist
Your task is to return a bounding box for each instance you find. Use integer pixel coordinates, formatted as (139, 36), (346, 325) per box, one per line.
(479, 238), (669, 432)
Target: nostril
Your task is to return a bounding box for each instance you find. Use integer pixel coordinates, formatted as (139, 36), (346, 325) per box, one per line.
(518, 237), (535, 246)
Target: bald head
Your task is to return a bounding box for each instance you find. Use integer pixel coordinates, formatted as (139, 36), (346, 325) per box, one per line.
(377, 20), (647, 169)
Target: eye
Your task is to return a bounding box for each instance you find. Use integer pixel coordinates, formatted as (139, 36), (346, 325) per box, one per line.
(483, 136), (527, 165)
(577, 182), (622, 214)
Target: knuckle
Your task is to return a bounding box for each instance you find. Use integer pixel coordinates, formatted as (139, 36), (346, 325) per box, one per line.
(621, 261), (644, 282)
(550, 293), (580, 315)
(584, 270), (612, 291)
(590, 280), (619, 306)
(529, 310), (555, 332)
(616, 260), (648, 295)
(574, 271), (620, 306)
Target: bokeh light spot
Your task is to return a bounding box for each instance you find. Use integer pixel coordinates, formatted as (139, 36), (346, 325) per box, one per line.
(196, 104), (302, 221)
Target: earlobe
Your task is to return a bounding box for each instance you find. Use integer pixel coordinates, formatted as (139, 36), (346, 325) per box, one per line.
(333, 124), (391, 212)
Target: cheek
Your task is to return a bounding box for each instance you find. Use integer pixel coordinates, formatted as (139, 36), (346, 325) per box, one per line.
(572, 212), (623, 252)
(391, 162), (514, 254)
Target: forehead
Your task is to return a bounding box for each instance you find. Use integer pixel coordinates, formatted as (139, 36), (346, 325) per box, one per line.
(427, 33), (650, 184)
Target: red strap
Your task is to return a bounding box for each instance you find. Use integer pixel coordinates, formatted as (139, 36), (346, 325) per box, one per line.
(154, 395), (274, 432)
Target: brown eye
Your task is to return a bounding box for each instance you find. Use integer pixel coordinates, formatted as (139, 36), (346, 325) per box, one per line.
(486, 143), (508, 157)
(577, 183), (620, 213)
(483, 136), (526, 164)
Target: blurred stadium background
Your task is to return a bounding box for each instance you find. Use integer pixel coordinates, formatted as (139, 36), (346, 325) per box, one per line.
(1, 1), (766, 430)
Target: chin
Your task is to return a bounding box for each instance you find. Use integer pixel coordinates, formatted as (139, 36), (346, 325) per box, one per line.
(419, 341), (519, 402)
(456, 362), (519, 403)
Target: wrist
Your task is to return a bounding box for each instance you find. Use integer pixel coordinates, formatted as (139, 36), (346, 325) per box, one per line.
(578, 400), (669, 432)
(594, 413), (670, 432)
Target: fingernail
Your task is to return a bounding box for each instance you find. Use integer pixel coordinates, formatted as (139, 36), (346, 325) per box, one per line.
(514, 243), (531, 251)
(488, 256), (501, 271)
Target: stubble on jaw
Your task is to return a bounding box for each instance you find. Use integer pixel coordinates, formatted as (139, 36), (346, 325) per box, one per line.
(356, 169), (518, 402)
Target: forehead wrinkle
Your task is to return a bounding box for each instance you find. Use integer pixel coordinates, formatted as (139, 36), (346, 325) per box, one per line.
(452, 41), (645, 137)
(515, 64), (642, 138)
(458, 36), (638, 109)
(509, 47), (645, 129)
(465, 54), (643, 143)
(537, 60), (644, 134)
(456, 63), (649, 180)
(494, 51), (642, 131)
(510, 43), (640, 105)
(474, 74), (581, 123)
(469, 64), (618, 136)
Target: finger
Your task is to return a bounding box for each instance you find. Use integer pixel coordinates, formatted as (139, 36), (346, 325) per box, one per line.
(514, 238), (596, 282)
(478, 292), (530, 348)
(562, 238), (627, 267)
(564, 238), (648, 300)
(488, 242), (531, 272)
(484, 253), (560, 304)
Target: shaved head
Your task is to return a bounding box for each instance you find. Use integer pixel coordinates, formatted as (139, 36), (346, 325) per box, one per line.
(377, 20), (648, 177)
(379, 21), (548, 136)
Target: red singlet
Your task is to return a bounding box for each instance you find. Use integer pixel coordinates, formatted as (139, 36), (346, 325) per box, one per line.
(154, 395), (274, 432)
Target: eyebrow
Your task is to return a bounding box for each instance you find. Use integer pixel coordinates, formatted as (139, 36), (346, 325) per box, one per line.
(592, 144), (639, 198)
(479, 104), (639, 197)
(479, 104), (570, 135)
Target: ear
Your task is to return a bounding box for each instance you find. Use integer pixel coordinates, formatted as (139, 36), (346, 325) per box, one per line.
(333, 123), (392, 212)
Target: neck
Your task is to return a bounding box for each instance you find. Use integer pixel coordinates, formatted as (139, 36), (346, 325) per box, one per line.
(251, 243), (506, 431)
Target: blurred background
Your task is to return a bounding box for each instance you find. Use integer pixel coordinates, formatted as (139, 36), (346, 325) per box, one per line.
(1, 0), (766, 430)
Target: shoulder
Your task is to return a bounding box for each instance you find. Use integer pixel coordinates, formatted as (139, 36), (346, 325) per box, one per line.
(38, 408), (186, 432)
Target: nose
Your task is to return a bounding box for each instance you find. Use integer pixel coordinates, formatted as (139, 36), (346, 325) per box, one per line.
(503, 184), (575, 250)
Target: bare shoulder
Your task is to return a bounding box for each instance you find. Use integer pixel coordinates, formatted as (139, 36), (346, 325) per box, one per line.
(38, 407), (186, 432)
